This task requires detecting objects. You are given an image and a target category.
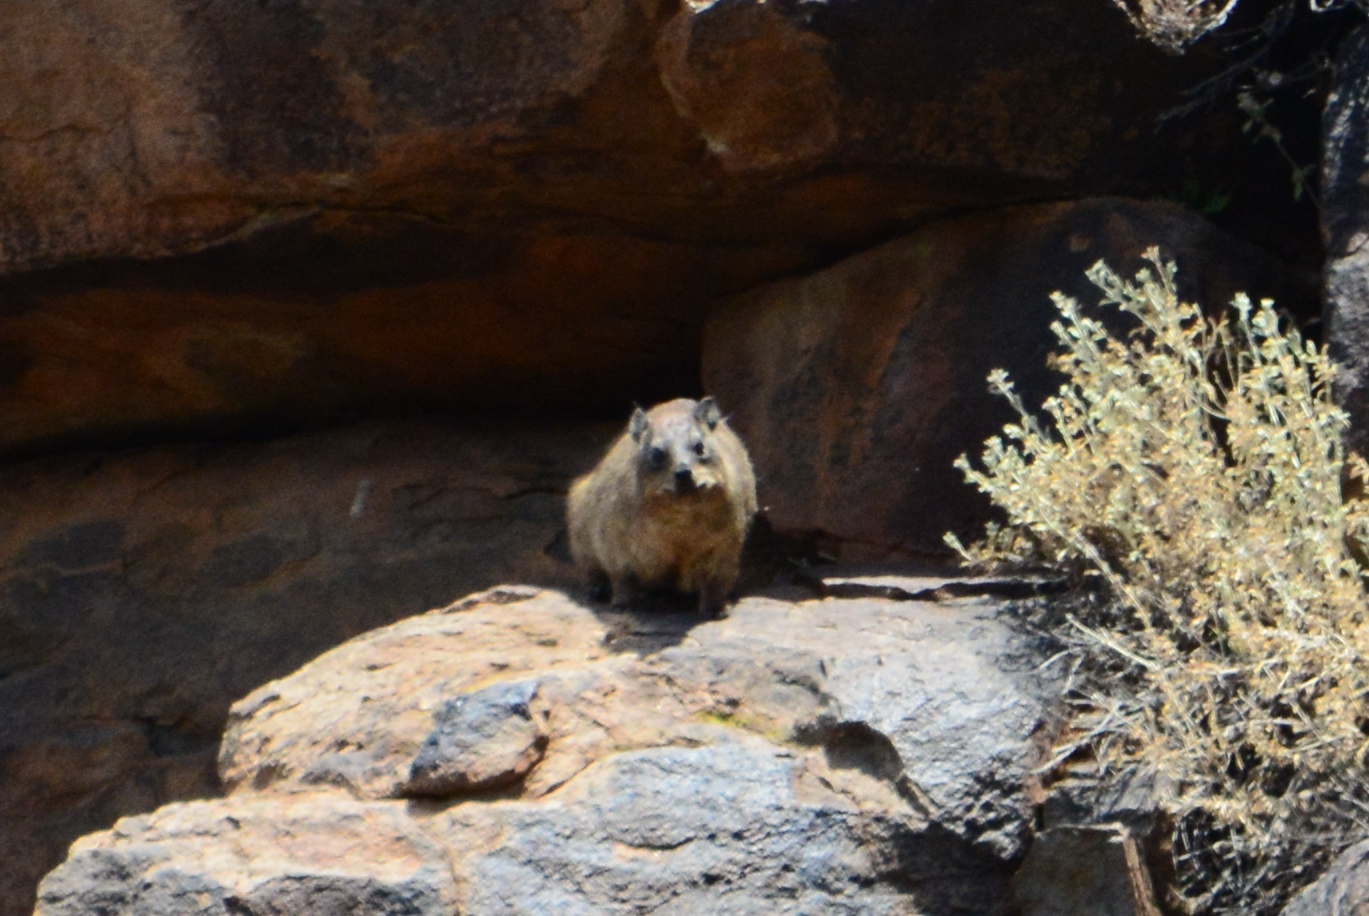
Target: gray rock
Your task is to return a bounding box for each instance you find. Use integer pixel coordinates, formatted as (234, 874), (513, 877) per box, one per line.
(1324, 25), (1369, 455)
(1279, 839), (1369, 916)
(679, 595), (1051, 859)
(1041, 768), (1174, 838)
(821, 622), (1043, 860)
(232, 875), (452, 916)
(434, 739), (1011, 916)
(402, 679), (547, 797)
(218, 590), (1051, 864)
(35, 848), (230, 916)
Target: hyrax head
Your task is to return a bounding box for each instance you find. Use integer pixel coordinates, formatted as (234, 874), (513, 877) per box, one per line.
(629, 397), (726, 497)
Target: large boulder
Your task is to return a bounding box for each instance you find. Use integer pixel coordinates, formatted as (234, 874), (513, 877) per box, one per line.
(0, 0), (1265, 457)
(0, 421), (604, 916)
(703, 198), (1300, 556)
(37, 585), (1056, 915)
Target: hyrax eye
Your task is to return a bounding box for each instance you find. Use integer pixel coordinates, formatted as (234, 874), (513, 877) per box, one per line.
(646, 447), (668, 469)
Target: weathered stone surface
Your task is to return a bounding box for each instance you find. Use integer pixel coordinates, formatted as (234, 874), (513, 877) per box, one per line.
(162, 584), (1051, 915)
(0, 422), (602, 916)
(432, 739), (954, 915)
(34, 795), (458, 916)
(703, 198), (1300, 555)
(218, 588), (1049, 860)
(0, 0), (1281, 458)
(1014, 825), (1162, 916)
(656, 0), (840, 174)
(669, 595), (1047, 859)
(1041, 768), (1175, 839)
(40, 585), (1054, 914)
(220, 588), (621, 799)
(1323, 24), (1369, 455)
(0, 0), (627, 273)
(1280, 839), (1369, 916)
(1027, 762), (1182, 916)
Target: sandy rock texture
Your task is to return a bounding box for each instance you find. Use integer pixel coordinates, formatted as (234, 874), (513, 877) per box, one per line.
(704, 198), (1303, 555)
(37, 585), (1056, 915)
(0, 0), (1263, 457)
(0, 422), (606, 916)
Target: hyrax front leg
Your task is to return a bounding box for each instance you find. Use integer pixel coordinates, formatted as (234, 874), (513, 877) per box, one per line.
(587, 568), (612, 604)
(698, 578), (732, 619)
(608, 574), (644, 608)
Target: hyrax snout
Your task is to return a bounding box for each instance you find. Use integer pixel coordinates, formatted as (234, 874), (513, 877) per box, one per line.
(567, 396), (757, 618)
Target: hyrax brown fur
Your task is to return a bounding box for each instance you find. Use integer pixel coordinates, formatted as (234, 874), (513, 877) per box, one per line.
(567, 397), (757, 618)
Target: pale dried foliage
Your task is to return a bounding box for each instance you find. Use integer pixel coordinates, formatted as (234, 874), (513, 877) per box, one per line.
(948, 250), (1369, 913)
(1112, 0), (1241, 51)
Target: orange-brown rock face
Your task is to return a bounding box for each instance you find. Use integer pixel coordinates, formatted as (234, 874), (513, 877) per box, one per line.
(0, 0), (1221, 272)
(0, 222), (806, 454)
(0, 0), (1255, 456)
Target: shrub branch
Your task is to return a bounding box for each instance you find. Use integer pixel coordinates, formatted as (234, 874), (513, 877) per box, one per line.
(950, 248), (1369, 914)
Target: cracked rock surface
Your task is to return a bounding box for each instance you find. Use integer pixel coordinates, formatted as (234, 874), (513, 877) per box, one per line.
(38, 585), (1053, 915)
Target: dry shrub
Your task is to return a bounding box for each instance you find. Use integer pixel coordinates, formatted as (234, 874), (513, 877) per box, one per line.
(1110, 0), (1242, 51)
(948, 249), (1369, 913)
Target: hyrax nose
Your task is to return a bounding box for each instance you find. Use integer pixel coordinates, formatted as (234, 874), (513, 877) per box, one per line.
(673, 467), (697, 493)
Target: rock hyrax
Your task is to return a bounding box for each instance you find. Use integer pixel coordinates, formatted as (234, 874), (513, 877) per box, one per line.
(567, 397), (757, 618)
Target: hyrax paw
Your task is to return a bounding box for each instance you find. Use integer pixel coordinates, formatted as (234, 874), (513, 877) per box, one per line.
(698, 589), (731, 619)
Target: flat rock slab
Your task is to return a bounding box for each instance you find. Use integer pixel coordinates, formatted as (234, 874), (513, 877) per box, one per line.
(39, 585), (1054, 915)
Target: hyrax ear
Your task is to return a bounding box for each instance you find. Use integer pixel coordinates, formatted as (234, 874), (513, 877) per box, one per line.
(629, 406), (649, 442)
(695, 396), (721, 430)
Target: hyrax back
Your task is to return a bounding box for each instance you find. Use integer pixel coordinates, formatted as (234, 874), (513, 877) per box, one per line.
(567, 397), (757, 618)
